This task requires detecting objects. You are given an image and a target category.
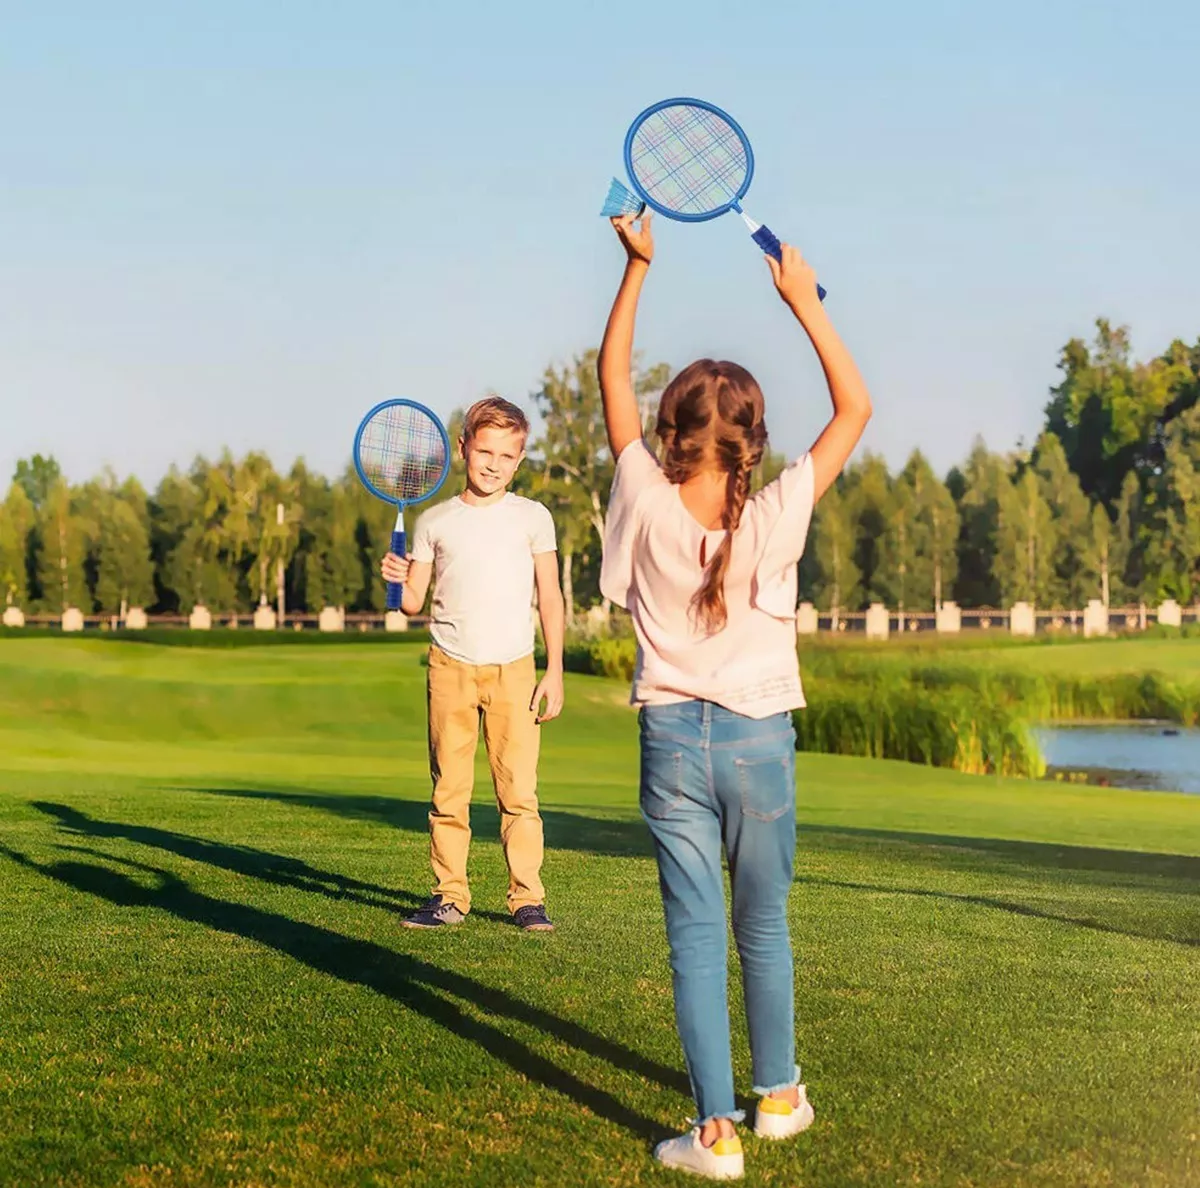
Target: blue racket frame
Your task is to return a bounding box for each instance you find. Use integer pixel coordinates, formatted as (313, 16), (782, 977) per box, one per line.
(622, 96), (826, 300)
(623, 96), (756, 223)
(352, 398), (451, 612)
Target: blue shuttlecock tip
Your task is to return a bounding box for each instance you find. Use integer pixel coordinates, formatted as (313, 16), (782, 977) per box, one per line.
(600, 177), (645, 218)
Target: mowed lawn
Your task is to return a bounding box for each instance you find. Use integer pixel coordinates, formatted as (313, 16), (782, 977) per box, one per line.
(0, 638), (1197, 1188)
(802, 632), (1200, 681)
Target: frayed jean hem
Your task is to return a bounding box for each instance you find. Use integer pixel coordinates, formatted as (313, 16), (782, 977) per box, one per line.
(690, 1109), (747, 1127)
(752, 1065), (802, 1096)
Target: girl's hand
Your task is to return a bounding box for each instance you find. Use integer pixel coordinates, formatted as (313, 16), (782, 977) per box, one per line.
(380, 553), (410, 584)
(612, 211), (653, 265)
(766, 244), (822, 316)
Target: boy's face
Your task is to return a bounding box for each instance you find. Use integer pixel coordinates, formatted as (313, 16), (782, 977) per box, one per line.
(460, 425), (526, 497)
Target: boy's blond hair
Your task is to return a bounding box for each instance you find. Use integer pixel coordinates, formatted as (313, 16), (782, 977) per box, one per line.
(463, 396), (530, 445)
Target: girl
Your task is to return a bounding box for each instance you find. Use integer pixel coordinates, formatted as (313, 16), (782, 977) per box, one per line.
(598, 212), (871, 1179)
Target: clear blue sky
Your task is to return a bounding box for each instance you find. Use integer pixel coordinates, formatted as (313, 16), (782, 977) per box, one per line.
(2, 0), (1197, 490)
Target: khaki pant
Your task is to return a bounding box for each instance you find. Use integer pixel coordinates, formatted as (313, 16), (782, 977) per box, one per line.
(426, 645), (545, 914)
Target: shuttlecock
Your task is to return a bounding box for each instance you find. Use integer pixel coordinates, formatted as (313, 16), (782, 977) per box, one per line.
(600, 177), (645, 218)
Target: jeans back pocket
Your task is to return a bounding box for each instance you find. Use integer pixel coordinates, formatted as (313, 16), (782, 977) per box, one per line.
(735, 752), (794, 822)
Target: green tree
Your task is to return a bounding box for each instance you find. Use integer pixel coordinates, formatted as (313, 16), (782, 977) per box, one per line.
(1032, 432), (1092, 606)
(301, 476), (364, 611)
(921, 464), (960, 611)
(95, 497), (155, 614)
(880, 451), (959, 613)
(878, 476), (917, 617)
(842, 454), (890, 607)
(149, 468), (201, 613)
(1156, 404), (1200, 601)
(159, 457), (241, 613)
(0, 483), (35, 607)
(13, 454), (62, 510)
(1080, 503), (1115, 608)
(952, 439), (1009, 608)
(35, 478), (89, 612)
(1110, 470), (1140, 603)
(804, 482), (861, 621)
(1044, 321), (1197, 509)
(996, 467), (1056, 606)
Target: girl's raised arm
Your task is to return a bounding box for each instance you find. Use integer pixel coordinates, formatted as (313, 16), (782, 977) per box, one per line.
(597, 213), (654, 459)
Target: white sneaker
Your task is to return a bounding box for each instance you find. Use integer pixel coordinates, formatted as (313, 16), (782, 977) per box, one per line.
(753, 1084), (815, 1140)
(654, 1128), (745, 1179)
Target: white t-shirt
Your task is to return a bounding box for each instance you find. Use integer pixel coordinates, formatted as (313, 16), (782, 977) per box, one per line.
(409, 493), (557, 666)
(600, 440), (816, 719)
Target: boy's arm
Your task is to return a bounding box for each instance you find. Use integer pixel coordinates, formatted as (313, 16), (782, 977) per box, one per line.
(531, 550), (565, 724)
(379, 554), (433, 616)
(597, 213), (654, 459)
(398, 559), (432, 616)
(766, 246), (873, 501)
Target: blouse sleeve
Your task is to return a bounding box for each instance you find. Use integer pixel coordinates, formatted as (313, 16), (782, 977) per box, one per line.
(599, 439), (665, 611)
(749, 453), (816, 620)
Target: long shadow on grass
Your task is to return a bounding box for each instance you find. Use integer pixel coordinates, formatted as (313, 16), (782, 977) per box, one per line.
(0, 840), (686, 1140)
(192, 785), (1200, 888)
(801, 824), (1200, 882)
(798, 873), (1200, 948)
(191, 785), (656, 860)
(29, 801), (514, 924)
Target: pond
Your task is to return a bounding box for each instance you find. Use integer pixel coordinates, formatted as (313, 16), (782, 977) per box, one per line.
(1035, 724), (1200, 795)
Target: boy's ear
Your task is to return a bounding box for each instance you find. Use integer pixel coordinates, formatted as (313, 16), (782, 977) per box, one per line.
(457, 436), (467, 459)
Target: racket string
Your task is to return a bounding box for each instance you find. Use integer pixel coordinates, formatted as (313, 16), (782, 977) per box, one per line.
(630, 105), (748, 216)
(359, 408), (448, 502)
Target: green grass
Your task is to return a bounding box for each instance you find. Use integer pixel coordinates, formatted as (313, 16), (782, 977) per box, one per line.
(799, 632), (1200, 678)
(1, 639), (1198, 1187)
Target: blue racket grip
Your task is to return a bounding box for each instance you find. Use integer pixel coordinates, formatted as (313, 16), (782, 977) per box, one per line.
(752, 224), (828, 302)
(386, 528), (406, 612)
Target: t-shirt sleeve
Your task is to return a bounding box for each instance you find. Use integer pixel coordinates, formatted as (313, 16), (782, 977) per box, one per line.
(529, 502), (557, 554)
(749, 453), (816, 620)
(600, 439), (665, 611)
(408, 509), (436, 564)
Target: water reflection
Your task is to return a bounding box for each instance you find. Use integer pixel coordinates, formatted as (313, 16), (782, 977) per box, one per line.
(1036, 724), (1200, 795)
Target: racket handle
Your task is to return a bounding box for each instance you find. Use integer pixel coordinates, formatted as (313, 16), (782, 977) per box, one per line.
(752, 223), (828, 302)
(386, 528), (406, 612)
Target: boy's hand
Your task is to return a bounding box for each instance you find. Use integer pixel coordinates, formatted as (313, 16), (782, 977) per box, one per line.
(531, 669), (564, 725)
(380, 552), (410, 584)
(612, 212), (653, 265)
(766, 244), (822, 316)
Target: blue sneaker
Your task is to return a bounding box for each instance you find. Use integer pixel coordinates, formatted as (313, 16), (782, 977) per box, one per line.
(513, 904), (554, 932)
(402, 895), (466, 929)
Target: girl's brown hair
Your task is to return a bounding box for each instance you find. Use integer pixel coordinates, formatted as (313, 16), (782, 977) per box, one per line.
(656, 359), (767, 633)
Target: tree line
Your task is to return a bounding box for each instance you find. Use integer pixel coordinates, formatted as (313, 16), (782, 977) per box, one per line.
(2, 322), (1197, 621)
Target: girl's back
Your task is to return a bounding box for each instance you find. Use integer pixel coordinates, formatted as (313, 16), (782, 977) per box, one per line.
(602, 438), (815, 717)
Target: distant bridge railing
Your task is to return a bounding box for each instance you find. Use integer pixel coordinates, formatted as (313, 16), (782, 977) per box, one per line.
(2, 598), (1195, 639)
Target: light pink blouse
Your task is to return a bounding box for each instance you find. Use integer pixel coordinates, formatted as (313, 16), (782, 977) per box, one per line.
(600, 440), (816, 720)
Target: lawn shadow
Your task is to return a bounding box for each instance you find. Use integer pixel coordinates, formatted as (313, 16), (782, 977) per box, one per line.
(798, 872), (1200, 948)
(0, 836), (690, 1142)
(189, 785), (655, 861)
(188, 784), (1199, 888)
(29, 801), (515, 924)
(800, 823), (1200, 883)
(798, 825), (1200, 947)
(15, 803), (694, 1126)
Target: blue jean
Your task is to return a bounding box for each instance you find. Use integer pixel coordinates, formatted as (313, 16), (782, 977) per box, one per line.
(639, 701), (801, 1125)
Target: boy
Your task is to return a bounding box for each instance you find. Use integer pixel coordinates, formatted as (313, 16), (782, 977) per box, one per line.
(381, 396), (565, 932)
